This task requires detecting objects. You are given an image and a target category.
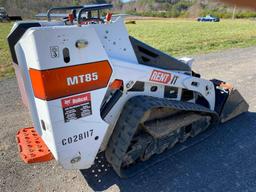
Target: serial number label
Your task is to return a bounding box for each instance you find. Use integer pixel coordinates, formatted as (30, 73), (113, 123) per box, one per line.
(62, 129), (93, 146)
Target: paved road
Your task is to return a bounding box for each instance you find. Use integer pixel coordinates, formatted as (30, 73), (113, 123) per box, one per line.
(0, 47), (255, 192)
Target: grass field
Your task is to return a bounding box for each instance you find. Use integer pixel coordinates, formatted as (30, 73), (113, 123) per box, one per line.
(1, 19), (256, 79)
(0, 23), (13, 79)
(127, 19), (256, 56)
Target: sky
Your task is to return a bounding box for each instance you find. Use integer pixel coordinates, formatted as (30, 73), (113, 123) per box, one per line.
(121, 0), (131, 3)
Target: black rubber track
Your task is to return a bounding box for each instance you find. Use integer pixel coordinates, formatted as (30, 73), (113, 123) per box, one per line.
(105, 96), (219, 178)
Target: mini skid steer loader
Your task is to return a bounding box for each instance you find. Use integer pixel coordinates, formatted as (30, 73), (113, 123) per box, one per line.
(8, 4), (249, 177)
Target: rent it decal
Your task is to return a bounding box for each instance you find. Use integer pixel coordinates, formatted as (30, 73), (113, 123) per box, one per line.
(61, 93), (92, 123)
(149, 70), (178, 85)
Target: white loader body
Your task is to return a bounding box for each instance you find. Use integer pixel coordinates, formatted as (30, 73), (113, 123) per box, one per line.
(13, 17), (216, 169)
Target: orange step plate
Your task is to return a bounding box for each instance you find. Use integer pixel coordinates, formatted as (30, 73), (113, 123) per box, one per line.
(16, 127), (54, 163)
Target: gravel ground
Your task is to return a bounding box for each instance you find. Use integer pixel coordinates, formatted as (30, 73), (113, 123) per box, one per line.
(0, 47), (255, 192)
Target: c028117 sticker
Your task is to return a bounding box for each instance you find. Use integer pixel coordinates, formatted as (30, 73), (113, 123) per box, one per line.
(61, 93), (92, 123)
(61, 129), (93, 146)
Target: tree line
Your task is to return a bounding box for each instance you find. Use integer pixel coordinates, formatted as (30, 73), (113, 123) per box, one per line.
(0, 0), (255, 19)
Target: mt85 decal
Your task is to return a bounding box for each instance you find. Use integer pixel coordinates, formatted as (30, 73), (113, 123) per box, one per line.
(67, 72), (98, 86)
(29, 61), (112, 100)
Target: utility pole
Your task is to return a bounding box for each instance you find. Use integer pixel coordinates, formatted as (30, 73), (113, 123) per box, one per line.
(232, 5), (236, 20)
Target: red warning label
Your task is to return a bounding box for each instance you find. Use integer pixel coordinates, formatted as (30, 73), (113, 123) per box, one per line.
(61, 93), (92, 123)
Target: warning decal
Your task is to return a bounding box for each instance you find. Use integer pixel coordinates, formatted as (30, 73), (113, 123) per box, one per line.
(61, 93), (92, 123)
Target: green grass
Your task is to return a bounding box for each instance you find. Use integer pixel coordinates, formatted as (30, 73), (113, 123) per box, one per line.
(1, 19), (256, 80)
(127, 19), (256, 56)
(0, 22), (13, 79)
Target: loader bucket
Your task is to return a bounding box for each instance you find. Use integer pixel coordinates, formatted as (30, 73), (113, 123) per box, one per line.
(220, 89), (249, 123)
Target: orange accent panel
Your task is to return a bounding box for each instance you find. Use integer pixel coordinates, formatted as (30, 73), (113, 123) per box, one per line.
(109, 79), (123, 90)
(29, 60), (112, 101)
(16, 127), (54, 164)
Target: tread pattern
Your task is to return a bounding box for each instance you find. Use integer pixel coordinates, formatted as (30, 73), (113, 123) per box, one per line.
(105, 96), (219, 177)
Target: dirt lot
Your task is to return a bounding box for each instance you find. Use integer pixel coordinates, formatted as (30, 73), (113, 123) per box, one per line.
(0, 47), (256, 192)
